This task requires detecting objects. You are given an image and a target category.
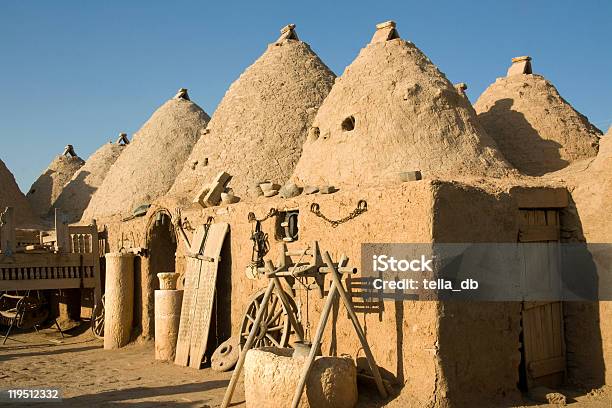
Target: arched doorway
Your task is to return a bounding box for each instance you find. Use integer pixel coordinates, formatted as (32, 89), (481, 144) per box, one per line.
(138, 210), (177, 339)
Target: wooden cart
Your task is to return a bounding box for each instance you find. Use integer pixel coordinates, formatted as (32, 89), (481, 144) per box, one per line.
(0, 207), (103, 333)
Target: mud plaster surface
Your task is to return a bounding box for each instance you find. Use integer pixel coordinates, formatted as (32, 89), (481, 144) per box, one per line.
(26, 155), (84, 218)
(0, 159), (39, 227)
(160, 179), (566, 407)
(475, 74), (601, 176)
(53, 142), (124, 223)
(544, 128), (612, 386)
(82, 98), (209, 220)
(169, 37), (335, 202)
(292, 37), (514, 188)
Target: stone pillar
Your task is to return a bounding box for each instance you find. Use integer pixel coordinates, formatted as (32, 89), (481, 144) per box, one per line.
(154, 288), (183, 361)
(104, 252), (135, 349)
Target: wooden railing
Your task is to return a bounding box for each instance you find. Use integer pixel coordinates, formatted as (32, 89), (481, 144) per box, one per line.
(0, 208), (102, 302)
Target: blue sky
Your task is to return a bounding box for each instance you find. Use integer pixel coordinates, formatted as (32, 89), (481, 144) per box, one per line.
(1, 1), (611, 191)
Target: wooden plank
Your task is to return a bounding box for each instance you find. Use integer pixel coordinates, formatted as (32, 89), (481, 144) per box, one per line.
(188, 222), (229, 369)
(0, 277), (97, 291)
(511, 187), (568, 209)
(528, 356), (565, 378)
(175, 256), (203, 366)
(0, 253), (95, 268)
(519, 225), (560, 242)
(55, 209), (70, 253)
(175, 224), (212, 367)
(68, 225), (96, 235)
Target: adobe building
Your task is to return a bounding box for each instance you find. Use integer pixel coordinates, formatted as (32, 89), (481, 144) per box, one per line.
(0, 159), (40, 228)
(82, 89), (210, 222)
(55, 23), (610, 408)
(474, 56), (601, 176)
(120, 23), (603, 407)
(168, 24), (335, 203)
(53, 134), (128, 223)
(26, 145), (84, 218)
(292, 21), (514, 187)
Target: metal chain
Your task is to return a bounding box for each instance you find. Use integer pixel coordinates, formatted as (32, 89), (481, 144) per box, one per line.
(310, 200), (368, 228)
(247, 208), (279, 223)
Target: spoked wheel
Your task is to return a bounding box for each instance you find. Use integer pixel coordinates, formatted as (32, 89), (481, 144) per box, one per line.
(91, 294), (104, 339)
(239, 287), (299, 349)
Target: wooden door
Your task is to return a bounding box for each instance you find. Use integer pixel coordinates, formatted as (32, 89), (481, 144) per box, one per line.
(519, 209), (566, 389)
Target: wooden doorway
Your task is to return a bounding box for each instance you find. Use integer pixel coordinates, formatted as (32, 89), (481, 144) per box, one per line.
(518, 209), (566, 390)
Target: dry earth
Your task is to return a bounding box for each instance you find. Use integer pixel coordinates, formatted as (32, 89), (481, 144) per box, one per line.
(0, 327), (609, 408)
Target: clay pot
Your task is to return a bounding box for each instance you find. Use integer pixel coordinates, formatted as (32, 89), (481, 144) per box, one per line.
(157, 272), (180, 290)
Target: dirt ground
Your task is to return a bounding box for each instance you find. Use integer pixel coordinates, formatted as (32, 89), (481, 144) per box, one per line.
(0, 325), (609, 408)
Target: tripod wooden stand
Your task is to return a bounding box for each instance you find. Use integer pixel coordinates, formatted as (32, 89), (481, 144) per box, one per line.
(221, 248), (388, 408)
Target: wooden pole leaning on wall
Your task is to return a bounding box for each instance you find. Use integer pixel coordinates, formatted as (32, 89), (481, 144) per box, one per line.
(221, 259), (305, 407)
(290, 251), (387, 408)
(290, 254), (347, 408)
(221, 261), (278, 408)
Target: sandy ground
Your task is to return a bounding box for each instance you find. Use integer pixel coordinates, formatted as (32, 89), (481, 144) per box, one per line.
(0, 327), (240, 407)
(0, 325), (609, 408)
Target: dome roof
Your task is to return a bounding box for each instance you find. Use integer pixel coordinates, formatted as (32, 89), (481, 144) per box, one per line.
(26, 147), (84, 217)
(292, 22), (513, 187)
(167, 25), (335, 202)
(83, 91), (210, 219)
(474, 57), (601, 176)
(0, 159), (39, 227)
(53, 137), (127, 223)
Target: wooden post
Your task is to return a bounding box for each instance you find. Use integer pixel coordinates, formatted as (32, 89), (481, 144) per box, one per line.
(221, 269), (277, 408)
(0, 207), (16, 255)
(55, 209), (70, 253)
(323, 251), (388, 398)
(271, 271), (305, 342)
(290, 256), (346, 408)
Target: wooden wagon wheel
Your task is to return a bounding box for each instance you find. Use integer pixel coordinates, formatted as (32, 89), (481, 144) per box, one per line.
(91, 294), (104, 339)
(239, 287), (299, 349)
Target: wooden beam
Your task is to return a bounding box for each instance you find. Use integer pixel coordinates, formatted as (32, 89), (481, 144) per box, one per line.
(511, 187), (568, 209)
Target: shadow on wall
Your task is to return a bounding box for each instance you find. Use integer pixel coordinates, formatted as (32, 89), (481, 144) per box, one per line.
(562, 195), (605, 389)
(26, 171), (53, 216)
(479, 98), (568, 176)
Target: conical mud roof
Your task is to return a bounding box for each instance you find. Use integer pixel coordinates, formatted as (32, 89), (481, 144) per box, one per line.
(474, 57), (601, 176)
(292, 22), (513, 187)
(53, 135), (128, 223)
(0, 159), (39, 227)
(83, 91), (210, 220)
(27, 146), (85, 217)
(167, 25), (335, 202)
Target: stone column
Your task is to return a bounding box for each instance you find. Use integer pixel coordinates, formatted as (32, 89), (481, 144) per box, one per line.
(104, 252), (135, 349)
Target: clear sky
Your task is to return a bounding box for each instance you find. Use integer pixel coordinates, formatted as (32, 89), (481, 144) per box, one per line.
(1, 1), (610, 191)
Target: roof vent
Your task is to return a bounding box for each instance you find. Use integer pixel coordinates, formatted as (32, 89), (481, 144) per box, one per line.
(371, 20), (400, 44)
(174, 88), (190, 100)
(62, 144), (77, 158)
(454, 82), (468, 98)
(277, 24), (299, 43)
(507, 56), (532, 77)
(116, 132), (130, 146)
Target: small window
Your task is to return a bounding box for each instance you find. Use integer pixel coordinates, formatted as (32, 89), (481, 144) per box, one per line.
(341, 116), (356, 132)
